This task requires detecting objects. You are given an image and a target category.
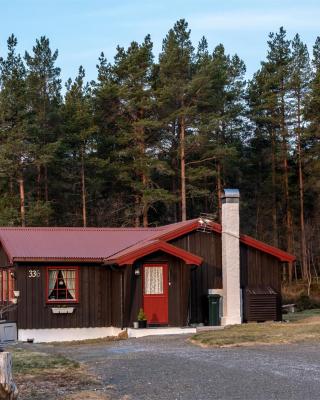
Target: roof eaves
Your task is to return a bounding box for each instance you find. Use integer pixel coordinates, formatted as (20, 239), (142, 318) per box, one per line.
(240, 234), (296, 262)
(106, 240), (203, 266)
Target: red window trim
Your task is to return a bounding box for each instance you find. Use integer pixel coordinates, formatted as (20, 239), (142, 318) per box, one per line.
(0, 268), (15, 304)
(46, 266), (79, 304)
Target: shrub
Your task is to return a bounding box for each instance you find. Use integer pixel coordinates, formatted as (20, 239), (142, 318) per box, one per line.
(137, 308), (147, 321)
(296, 294), (313, 311)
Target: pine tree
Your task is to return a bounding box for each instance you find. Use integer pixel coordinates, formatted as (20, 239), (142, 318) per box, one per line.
(304, 37), (320, 279)
(62, 66), (95, 226)
(290, 34), (311, 279)
(264, 28), (294, 280)
(157, 19), (195, 221)
(112, 36), (173, 226)
(247, 66), (281, 245)
(0, 35), (32, 226)
(191, 43), (246, 220)
(24, 36), (61, 223)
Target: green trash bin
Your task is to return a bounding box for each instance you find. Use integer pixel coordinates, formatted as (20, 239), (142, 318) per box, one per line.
(208, 294), (221, 326)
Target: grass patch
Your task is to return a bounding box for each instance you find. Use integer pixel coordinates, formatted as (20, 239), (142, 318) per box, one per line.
(191, 309), (320, 348)
(12, 348), (79, 374)
(8, 348), (100, 400)
(283, 309), (320, 323)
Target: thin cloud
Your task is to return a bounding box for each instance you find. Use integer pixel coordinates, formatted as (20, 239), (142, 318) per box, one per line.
(190, 8), (320, 31)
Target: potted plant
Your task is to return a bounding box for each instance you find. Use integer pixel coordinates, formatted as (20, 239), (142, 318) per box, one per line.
(137, 308), (147, 328)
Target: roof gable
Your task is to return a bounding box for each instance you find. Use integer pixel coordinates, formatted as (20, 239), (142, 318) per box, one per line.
(107, 239), (203, 266)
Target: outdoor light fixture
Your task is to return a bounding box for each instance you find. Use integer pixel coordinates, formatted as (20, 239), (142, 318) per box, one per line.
(134, 268), (140, 276)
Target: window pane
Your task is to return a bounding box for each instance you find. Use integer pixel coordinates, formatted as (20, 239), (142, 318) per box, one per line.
(144, 267), (163, 294)
(48, 269), (77, 301)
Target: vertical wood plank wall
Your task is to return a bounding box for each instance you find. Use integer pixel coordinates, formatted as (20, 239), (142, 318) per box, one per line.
(171, 231), (222, 323)
(123, 252), (192, 327)
(14, 264), (120, 330)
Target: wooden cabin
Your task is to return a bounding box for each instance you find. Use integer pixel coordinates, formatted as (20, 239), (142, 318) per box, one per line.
(0, 190), (295, 342)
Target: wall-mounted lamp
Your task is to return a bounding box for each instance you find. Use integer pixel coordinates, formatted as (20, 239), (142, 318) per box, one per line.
(134, 268), (140, 276)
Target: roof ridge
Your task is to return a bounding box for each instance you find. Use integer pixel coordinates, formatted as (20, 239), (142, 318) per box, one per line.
(0, 226), (163, 232)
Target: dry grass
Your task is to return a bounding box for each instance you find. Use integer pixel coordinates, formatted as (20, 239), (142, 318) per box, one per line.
(10, 348), (101, 400)
(282, 280), (320, 306)
(191, 309), (320, 348)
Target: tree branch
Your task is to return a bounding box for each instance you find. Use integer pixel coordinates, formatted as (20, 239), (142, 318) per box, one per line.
(185, 156), (216, 166)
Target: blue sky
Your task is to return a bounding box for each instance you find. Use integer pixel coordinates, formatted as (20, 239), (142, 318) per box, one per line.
(1, 0), (320, 85)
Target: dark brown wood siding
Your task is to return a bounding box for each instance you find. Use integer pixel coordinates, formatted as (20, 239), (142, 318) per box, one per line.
(0, 247), (9, 267)
(172, 230), (282, 323)
(240, 245), (282, 291)
(240, 245), (282, 320)
(171, 231), (222, 324)
(15, 264), (120, 329)
(123, 251), (192, 327)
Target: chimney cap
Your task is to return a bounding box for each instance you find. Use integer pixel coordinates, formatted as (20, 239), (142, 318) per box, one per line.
(221, 188), (240, 199)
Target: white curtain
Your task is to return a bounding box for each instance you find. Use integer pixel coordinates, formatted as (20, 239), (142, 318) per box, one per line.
(67, 270), (76, 299)
(144, 267), (163, 294)
(48, 270), (58, 298)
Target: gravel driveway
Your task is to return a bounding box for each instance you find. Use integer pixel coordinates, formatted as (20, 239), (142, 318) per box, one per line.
(37, 335), (320, 400)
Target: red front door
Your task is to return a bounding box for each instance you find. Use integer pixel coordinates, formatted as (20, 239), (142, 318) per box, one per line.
(143, 264), (168, 325)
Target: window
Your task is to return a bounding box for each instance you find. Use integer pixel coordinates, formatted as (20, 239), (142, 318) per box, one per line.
(47, 268), (79, 303)
(0, 269), (15, 303)
(144, 266), (163, 295)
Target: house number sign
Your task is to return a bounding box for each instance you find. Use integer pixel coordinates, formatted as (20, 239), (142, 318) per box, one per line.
(28, 270), (40, 278)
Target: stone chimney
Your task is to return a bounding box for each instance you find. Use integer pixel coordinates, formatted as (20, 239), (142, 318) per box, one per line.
(220, 189), (241, 325)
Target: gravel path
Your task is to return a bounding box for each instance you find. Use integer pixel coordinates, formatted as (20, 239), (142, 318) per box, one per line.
(35, 335), (320, 400)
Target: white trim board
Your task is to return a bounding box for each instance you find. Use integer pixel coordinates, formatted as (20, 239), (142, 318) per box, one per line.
(127, 327), (196, 338)
(18, 327), (124, 343)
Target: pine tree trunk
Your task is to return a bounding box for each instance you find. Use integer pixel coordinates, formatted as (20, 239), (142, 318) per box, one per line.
(172, 173), (178, 223)
(271, 131), (278, 247)
(37, 165), (41, 201)
(180, 116), (186, 221)
(138, 123), (148, 228)
(297, 95), (308, 279)
(134, 195), (140, 227)
(18, 175), (25, 227)
(44, 165), (49, 206)
(80, 147), (87, 227)
(9, 178), (13, 196)
(217, 162), (222, 223)
(142, 173), (148, 228)
(280, 89), (293, 282)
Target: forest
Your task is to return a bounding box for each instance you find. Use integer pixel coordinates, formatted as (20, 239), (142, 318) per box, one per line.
(0, 19), (319, 283)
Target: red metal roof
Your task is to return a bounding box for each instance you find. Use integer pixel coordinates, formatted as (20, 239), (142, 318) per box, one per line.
(0, 218), (295, 265)
(108, 239), (203, 266)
